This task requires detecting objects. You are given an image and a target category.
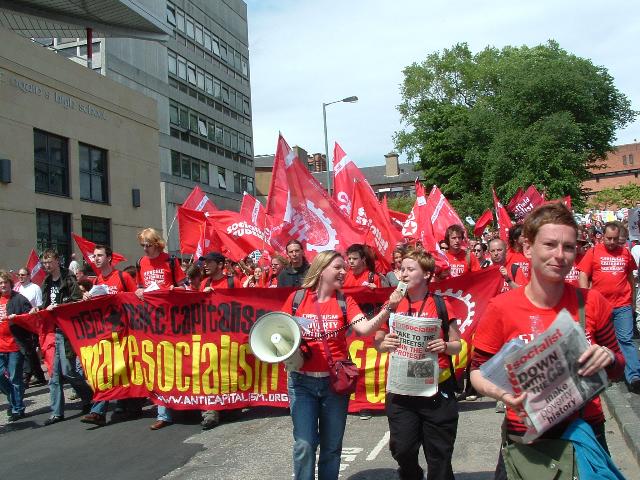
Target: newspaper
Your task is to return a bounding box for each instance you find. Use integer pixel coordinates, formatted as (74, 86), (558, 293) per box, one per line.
(387, 313), (441, 397)
(503, 309), (607, 442)
(479, 338), (525, 394)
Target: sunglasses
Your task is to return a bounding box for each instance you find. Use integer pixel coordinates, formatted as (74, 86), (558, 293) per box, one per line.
(440, 246), (449, 250)
(140, 243), (153, 248)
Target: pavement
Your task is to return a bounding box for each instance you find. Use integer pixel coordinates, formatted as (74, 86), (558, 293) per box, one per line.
(602, 379), (640, 467)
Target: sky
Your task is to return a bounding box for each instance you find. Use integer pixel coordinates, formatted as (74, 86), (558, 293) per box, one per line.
(245, 0), (640, 168)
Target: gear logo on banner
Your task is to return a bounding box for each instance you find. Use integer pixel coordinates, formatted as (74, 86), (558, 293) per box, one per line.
(287, 200), (339, 252)
(433, 288), (476, 334)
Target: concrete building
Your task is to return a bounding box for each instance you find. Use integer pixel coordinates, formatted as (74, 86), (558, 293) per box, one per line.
(0, 26), (161, 266)
(583, 142), (640, 195)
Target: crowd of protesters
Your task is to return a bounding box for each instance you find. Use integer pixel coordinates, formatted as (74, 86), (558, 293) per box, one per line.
(0, 205), (636, 479)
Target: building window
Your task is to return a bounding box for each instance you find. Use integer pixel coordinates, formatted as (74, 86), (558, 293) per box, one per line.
(168, 51), (177, 75)
(215, 125), (223, 144)
(241, 58), (248, 76)
(171, 151), (181, 176)
(176, 9), (184, 31)
(187, 63), (196, 84)
(623, 155), (628, 165)
(166, 5), (176, 26)
(205, 73), (213, 94)
(247, 178), (254, 195)
(82, 215), (110, 245)
(34, 129), (69, 196)
(186, 18), (194, 39)
(198, 118), (208, 137)
(218, 167), (227, 189)
(36, 209), (71, 265)
(211, 36), (220, 56)
(630, 154), (635, 165)
(196, 69), (205, 90)
(79, 143), (108, 203)
(169, 104), (179, 125)
(177, 56), (187, 80)
(195, 25), (203, 45)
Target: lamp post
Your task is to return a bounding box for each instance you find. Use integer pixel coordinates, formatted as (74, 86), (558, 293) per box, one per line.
(323, 96), (358, 195)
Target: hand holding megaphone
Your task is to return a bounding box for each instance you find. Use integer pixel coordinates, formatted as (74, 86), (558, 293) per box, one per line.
(386, 281), (407, 312)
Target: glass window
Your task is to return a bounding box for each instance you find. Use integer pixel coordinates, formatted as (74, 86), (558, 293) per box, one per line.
(623, 155), (628, 165)
(201, 163), (209, 185)
(208, 123), (216, 141)
(34, 129), (69, 196)
(204, 33), (211, 52)
(177, 56), (187, 80)
(189, 114), (198, 133)
(179, 108), (189, 129)
(630, 154), (635, 165)
(247, 178), (254, 195)
(218, 167), (226, 189)
(195, 25), (203, 44)
(181, 157), (191, 179)
(166, 5), (176, 26)
(171, 151), (181, 176)
(241, 58), (248, 76)
(224, 128), (231, 148)
(186, 18), (194, 39)
(176, 9), (185, 31)
(205, 74), (213, 94)
(215, 125), (223, 144)
(82, 216), (110, 246)
(222, 87), (229, 104)
(213, 79), (221, 99)
(36, 209), (71, 264)
(196, 69), (205, 90)
(245, 140), (252, 156)
(211, 36), (220, 56)
(243, 99), (250, 115)
(169, 104), (179, 125)
(231, 131), (238, 151)
(79, 143), (108, 203)
(168, 51), (177, 75)
(234, 172), (241, 193)
(235, 51), (242, 70)
(191, 159), (200, 182)
(187, 63), (196, 84)
(220, 44), (227, 62)
(198, 118), (208, 136)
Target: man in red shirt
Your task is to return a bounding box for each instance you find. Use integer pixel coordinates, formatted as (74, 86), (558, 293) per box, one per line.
(343, 244), (387, 289)
(505, 224), (530, 280)
(579, 222), (640, 392)
(200, 252), (240, 291)
(471, 204), (624, 477)
(488, 239), (527, 293)
(444, 225), (479, 277)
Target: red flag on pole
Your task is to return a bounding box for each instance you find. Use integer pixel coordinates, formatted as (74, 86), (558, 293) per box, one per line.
(492, 189), (513, 241)
(72, 234), (127, 273)
(506, 185), (544, 222)
(332, 143), (375, 216)
(473, 209), (493, 237)
(423, 185), (465, 249)
(402, 180), (431, 242)
(182, 186), (218, 214)
(26, 249), (46, 286)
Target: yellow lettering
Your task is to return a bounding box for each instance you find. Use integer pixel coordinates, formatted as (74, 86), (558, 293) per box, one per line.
(220, 335), (230, 393)
(97, 340), (113, 390)
(127, 335), (143, 386)
(141, 339), (155, 390)
(111, 332), (130, 387)
(157, 341), (175, 392)
(175, 341), (190, 392)
(229, 341), (238, 392)
(201, 342), (219, 394)
(237, 344), (252, 391)
(80, 344), (99, 390)
(191, 335), (201, 394)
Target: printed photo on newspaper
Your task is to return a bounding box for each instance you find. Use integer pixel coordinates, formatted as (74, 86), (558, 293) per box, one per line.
(387, 313), (441, 397)
(503, 309), (607, 442)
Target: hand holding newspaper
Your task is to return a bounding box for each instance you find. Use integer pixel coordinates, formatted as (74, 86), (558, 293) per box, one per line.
(386, 313), (441, 397)
(498, 309), (607, 443)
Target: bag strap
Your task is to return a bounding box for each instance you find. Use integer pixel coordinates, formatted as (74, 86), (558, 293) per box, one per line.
(169, 255), (178, 286)
(576, 288), (585, 330)
(117, 270), (126, 292)
(431, 292), (456, 379)
(291, 288), (306, 316)
(293, 289), (362, 341)
(510, 263), (519, 281)
(227, 275), (234, 288)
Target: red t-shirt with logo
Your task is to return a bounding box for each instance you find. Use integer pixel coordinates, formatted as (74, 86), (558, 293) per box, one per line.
(445, 249), (480, 277)
(282, 290), (364, 372)
(96, 270), (137, 294)
(343, 269), (382, 288)
(506, 250), (530, 279)
(379, 296), (455, 372)
(199, 275), (241, 290)
(564, 253), (585, 286)
(0, 296), (19, 353)
(473, 285), (624, 434)
(578, 243), (636, 308)
(136, 253), (186, 290)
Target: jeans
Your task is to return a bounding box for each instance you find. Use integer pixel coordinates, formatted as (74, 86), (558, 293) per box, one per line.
(157, 405), (173, 422)
(612, 305), (640, 383)
(49, 332), (93, 417)
(288, 372), (349, 480)
(0, 351), (25, 414)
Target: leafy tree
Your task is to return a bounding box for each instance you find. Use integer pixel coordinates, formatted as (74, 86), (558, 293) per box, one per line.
(387, 195), (415, 214)
(588, 183), (640, 209)
(395, 41), (636, 218)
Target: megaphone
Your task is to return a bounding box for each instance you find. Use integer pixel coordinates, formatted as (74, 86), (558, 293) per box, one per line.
(249, 311), (304, 371)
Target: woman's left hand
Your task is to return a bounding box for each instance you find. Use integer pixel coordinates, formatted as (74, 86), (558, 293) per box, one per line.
(577, 344), (614, 376)
(426, 338), (447, 353)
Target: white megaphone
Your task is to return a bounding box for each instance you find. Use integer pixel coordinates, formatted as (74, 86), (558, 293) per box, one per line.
(249, 311), (304, 371)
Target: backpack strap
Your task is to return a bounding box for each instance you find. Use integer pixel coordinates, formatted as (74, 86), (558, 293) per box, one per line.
(136, 257), (143, 288)
(117, 270), (126, 292)
(336, 290), (348, 325)
(291, 288), (306, 316)
(431, 292), (456, 380)
(576, 288), (585, 330)
(168, 255), (178, 286)
(510, 263), (519, 281)
(227, 275), (234, 288)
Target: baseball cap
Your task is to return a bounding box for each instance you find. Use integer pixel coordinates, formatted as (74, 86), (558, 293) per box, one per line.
(199, 252), (225, 263)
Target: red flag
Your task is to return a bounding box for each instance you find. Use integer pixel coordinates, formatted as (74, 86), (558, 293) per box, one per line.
(240, 192), (272, 230)
(267, 135), (367, 259)
(492, 189), (513, 241)
(402, 180), (431, 242)
(563, 196), (572, 210)
(182, 185), (218, 214)
(332, 143), (375, 216)
(207, 210), (274, 262)
(26, 249), (45, 286)
(507, 185), (544, 222)
(351, 180), (403, 266)
(382, 196), (409, 232)
(177, 207), (221, 255)
(423, 185), (464, 248)
(473, 209), (493, 237)
(72, 234), (127, 273)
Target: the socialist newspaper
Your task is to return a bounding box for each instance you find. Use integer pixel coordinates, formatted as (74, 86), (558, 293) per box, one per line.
(503, 310), (607, 442)
(387, 313), (441, 397)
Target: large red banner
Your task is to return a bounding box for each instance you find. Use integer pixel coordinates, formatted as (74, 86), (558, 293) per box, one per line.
(15, 268), (502, 412)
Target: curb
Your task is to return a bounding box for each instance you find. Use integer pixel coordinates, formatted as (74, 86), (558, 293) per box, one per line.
(602, 381), (640, 466)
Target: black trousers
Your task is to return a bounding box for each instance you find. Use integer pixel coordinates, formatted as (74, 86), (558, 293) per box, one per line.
(386, 386), (458, 480)
(22, 334), (45, 382)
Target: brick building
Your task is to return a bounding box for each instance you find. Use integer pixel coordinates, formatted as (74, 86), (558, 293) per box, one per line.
(583, 142), (640, 194)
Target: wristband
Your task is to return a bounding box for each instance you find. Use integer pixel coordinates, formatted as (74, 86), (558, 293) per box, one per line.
(601, 346), (615, 364)
(500, 391), (509, 402)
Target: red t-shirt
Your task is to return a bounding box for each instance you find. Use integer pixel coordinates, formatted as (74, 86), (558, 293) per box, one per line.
(564, 253), (585, 286)
(499, 265), (528, 294)
(96, 270), (137, 294)
(0, 296), (18, 353)
(506, 250), (530, 279)
(578, 243), (636, 308)
(445, 249), (480, 277)
(343, 269), (382, 288)
(380, 296), (455, 372)
(473, 285), (624, 434)
(199, 275), (240, 290)
(136, 253), (186, 290)
(282, 290), (364, 372)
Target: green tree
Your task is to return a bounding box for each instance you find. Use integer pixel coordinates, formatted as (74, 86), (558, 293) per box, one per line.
(387, 195), (415, 214)
(395, 41), (636, 218)
(589, 183), (640, 209)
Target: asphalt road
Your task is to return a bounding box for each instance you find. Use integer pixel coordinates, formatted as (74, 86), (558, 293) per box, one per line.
(0, 385), (636, 479)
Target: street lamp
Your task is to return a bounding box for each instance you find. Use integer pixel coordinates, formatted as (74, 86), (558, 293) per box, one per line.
(323, 96), (358, 195)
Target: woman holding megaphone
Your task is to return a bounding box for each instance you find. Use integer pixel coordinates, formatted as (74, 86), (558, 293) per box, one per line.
(282, 250), (403, 480)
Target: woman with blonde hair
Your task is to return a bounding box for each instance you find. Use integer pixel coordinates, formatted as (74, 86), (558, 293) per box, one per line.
(282, 250), (404, 480)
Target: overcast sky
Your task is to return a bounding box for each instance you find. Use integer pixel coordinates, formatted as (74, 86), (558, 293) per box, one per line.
(245, 0), (640, 167)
